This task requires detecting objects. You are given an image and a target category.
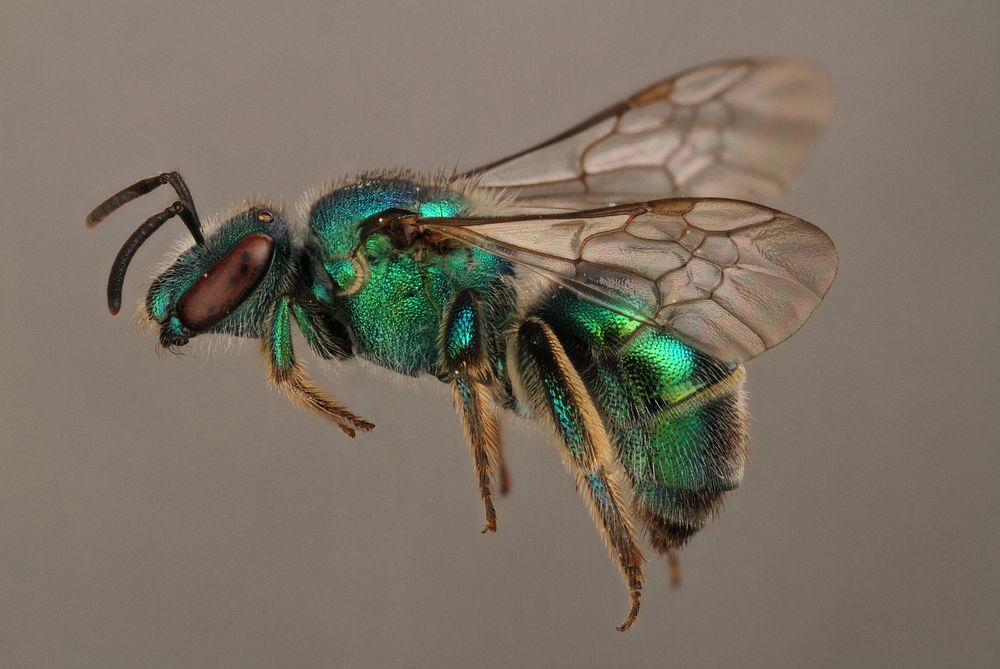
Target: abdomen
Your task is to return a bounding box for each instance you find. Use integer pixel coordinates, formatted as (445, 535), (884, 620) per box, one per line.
(527, 288), (748, 551)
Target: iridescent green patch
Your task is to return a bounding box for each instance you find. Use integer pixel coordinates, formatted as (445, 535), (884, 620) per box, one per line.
(542, 374), (588, 458)
(345, 247), (439, 373)
(646, 408), (708, 489)
(147, 285), (174, 322)
(539, 291), (641, 352)
(447, 247), (511, 288)
(418, 198), (462, 218)
(446, 300), (477, 361)
(533, 289), (743, 508)
(310, 177), (421, 256)
(322, 258), (358, 293)
(306, 177), (514, 380)
(618, 329), (698, 406)
(586, 472), (612, 510)
(269, 298), (293, 372)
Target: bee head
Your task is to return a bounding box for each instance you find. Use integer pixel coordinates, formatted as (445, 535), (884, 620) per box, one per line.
(145, 205), (293, 349)
(87, 174), (298, 350)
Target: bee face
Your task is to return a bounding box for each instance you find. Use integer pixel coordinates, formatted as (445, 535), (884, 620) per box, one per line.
(146, 206), (292, 348)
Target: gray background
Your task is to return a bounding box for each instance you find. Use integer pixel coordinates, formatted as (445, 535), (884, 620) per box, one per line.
(3, 1), (998, 667)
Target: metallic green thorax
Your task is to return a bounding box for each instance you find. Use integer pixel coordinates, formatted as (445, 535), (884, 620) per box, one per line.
(307, 176), (512, 376)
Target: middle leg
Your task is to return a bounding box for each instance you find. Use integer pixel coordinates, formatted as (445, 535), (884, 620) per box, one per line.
(441, 289), (505, 533)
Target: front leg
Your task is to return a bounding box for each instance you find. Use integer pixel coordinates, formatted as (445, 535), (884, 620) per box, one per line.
(441, 289), (505, 533)
(263, 296), (374, 438)
(512, 316), (645, 631)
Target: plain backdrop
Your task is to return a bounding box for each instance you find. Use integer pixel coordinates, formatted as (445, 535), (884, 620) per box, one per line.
(2, 2), (998, 667)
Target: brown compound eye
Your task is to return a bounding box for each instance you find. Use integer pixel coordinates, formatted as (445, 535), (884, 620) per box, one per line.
(176, 233), (274, 331)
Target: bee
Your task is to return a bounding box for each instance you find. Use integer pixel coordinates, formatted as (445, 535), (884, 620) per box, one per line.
(86, 58), (837, 630)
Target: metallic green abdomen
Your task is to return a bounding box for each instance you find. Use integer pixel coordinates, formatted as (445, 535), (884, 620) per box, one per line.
(531, 289), (747, 548)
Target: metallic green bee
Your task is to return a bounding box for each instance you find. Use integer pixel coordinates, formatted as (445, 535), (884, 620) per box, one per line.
(87, 58), (838, 630)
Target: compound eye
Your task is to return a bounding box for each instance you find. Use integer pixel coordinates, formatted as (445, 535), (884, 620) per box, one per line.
(176, 233), (274, 331)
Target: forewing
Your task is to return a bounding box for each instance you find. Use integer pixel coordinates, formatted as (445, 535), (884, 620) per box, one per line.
(468, 58), (832, 207)
(423, 199), (837, 363)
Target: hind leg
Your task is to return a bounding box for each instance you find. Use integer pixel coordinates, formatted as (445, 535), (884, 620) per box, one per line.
(512, 316), (645, 631)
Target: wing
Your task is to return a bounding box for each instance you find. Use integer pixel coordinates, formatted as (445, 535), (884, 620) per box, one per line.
(422, 199), (837, 363)
(467, 58), (832, 209)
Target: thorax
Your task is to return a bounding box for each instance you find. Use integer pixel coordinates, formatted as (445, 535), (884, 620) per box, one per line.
(305, 173), (514, 376)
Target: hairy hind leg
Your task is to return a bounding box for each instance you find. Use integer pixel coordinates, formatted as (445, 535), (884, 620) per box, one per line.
(512, 316), (645, 631)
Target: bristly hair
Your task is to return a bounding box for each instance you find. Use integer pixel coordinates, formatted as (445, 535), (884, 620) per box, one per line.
(297, 167), (515, 222)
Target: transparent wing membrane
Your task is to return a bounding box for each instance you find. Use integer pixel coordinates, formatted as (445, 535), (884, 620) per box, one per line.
(423, 198), (837, 363)
(468, 59), (832, 208)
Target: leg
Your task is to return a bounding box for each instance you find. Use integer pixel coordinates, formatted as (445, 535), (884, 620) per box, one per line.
(290, 298), (353, 361)
(264, 296), (374, 437)
(512, 317), (645, 631)
(441, 290), (504, 532)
